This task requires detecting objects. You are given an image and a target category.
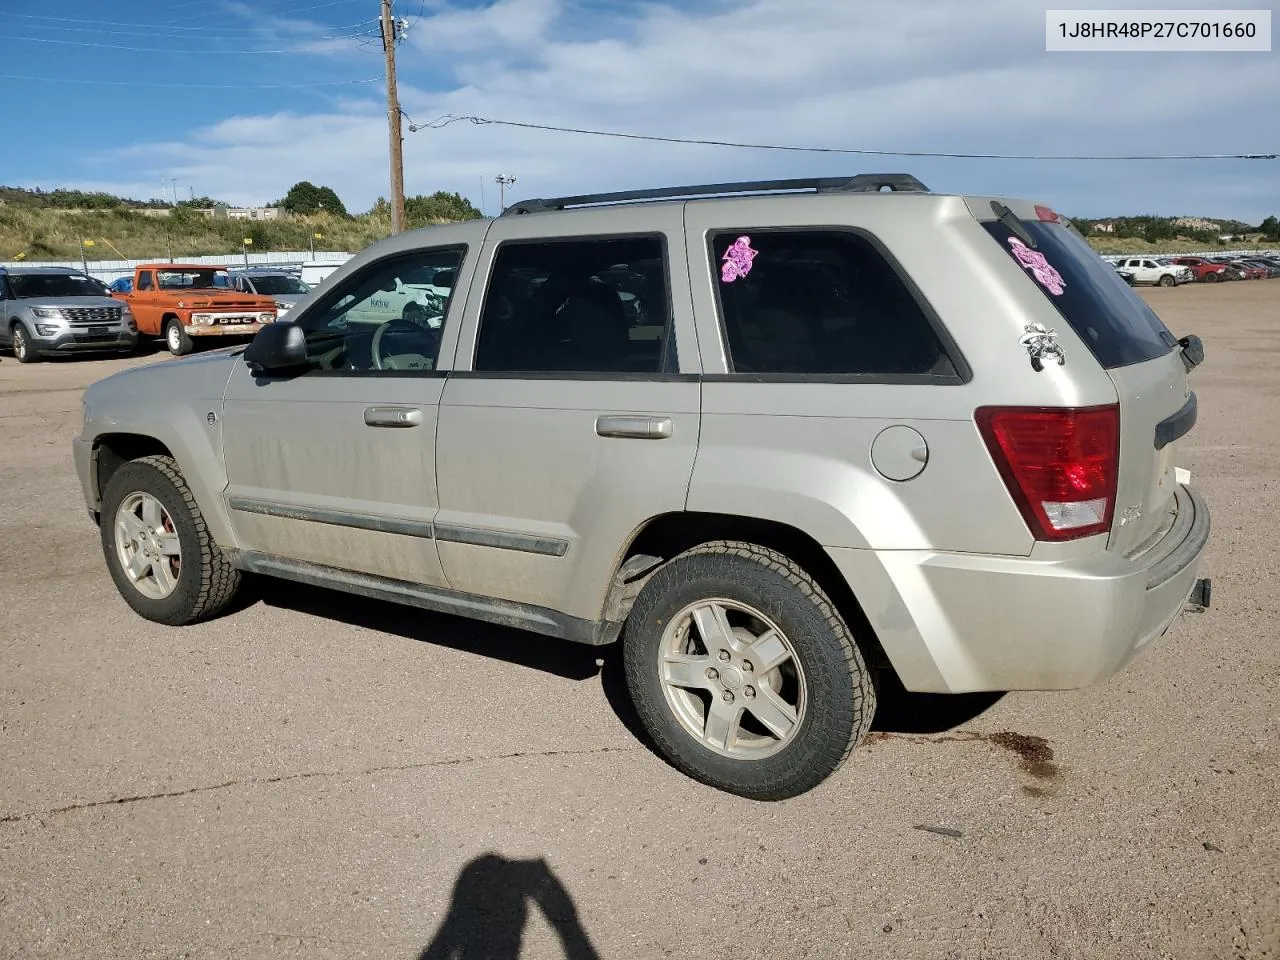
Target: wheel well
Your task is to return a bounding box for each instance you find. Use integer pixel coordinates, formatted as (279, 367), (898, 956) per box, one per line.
(94, 434), (174, 502)
(616, 512), (892, 671)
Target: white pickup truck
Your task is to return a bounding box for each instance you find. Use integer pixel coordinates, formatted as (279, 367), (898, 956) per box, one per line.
(1114, 257), (1192, 287)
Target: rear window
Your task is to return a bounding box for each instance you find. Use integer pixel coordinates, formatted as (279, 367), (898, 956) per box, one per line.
(983, 219), (1175, 368)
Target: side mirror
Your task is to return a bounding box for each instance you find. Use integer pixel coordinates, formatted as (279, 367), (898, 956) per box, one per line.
(243, 322), (308, 373)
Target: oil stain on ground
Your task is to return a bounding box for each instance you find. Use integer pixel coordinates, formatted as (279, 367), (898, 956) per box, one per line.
(865, 729), (1060, 791)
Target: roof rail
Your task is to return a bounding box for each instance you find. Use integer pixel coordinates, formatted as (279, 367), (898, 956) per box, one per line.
(501, 173), (930, 216)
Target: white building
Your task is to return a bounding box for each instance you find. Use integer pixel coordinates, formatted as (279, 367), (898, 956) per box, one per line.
(226, 207), (283, 221)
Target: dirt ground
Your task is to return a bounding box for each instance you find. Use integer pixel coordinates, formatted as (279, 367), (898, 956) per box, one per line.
(1, 281), (1277, 959)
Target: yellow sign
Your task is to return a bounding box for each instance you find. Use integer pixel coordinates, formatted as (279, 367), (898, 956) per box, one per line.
(83, 239), (95, 247)
(243, 238), (254, 245)
(314, 232), (324, 239)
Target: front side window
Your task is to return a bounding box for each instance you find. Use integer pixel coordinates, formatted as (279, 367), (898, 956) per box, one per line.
(474, 236), (670, 374)
(136, 271), (153, 291)
(295, 246), (464, 373)
(709, 229), (957, 377)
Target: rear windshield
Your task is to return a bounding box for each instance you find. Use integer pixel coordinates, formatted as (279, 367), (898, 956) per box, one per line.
(983, 219), (1175, 368)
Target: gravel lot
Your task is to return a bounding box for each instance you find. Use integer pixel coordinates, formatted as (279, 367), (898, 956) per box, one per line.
(1, 282), (1277, 960)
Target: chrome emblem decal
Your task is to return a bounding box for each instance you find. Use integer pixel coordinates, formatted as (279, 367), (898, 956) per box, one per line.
(1019, 322), (1066, 372)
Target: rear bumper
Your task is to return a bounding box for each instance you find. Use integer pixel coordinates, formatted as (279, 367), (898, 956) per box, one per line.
(830, 484), (1210, 694)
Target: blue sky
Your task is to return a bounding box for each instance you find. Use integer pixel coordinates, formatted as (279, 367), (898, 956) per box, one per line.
(2, 0), (1277, 221)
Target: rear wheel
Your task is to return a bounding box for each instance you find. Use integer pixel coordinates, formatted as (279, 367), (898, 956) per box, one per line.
(165, 317), (193, 356)
(100, 454), (243, 625)
(622, 541), (875, 800)
(11, 324), (39, 363)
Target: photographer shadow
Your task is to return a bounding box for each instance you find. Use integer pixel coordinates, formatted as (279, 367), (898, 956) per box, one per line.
(419, 854), (600, 960)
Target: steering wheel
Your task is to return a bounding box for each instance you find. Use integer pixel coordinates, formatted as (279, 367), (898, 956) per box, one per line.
(371, 317), (440, 371)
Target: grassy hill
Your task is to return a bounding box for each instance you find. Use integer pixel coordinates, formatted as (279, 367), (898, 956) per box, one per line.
(2, 186), (1275, 261)
(0, 185), (481, 262)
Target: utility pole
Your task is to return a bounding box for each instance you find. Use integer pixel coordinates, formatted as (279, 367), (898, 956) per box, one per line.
(167, 178), (179, 206)
(380, 0), (406, 235)
(496, 175), (517, 212)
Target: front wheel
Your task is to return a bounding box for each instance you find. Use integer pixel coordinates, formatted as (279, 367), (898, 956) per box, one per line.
(11, 324), (40, 363)
(1159, 274), (1175, 287)
(100, 455), (243, 625)
(622, 541), (875, 800)
(1204, 271), (1219, 283)
(165, 318), (193, 356)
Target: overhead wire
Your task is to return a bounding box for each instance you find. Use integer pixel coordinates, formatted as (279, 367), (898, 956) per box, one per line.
(0, 10), (378, 34)
(0, 72), (382, 89)
(404, 114), (1278, 161)
(5, 33), (378, 55)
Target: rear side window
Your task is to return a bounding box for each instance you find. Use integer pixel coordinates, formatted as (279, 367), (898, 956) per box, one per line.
(709, 229), (958, 378)
(983, 219), (1175, 368)
(474, 236), (671, 374)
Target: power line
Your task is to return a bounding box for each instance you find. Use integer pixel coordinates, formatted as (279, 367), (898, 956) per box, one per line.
(0, 72), (382, 89)
(0, 10), (377, 33)
(5, 33), (375, 55)
(406, 114), (1278, 162)
(164, 0), (367, 24)
(0, 21), (380, 43)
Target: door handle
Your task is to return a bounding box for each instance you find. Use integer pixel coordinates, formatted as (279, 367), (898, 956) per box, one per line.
(364, 406), (423, 428)
(595, 415), (674, 439)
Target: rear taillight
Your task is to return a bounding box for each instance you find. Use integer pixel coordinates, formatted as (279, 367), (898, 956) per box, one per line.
(976, 405), (1119, 541)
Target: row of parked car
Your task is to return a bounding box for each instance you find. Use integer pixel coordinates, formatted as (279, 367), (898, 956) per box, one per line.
(0, 265), (326, 362)
(1111, 254), (1280, 287)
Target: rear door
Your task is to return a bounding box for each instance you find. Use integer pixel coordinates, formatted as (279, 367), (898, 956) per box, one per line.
(433, 209), (700, 622)
(980, 213), (1192, 555)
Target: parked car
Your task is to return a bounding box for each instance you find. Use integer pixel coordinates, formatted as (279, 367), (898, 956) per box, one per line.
(1114, 257), (1191, 286)
(1237, 258), (1280, 278)
(227, 268), (314, 320)
(1171, 257), (1230, 283)
(74, 174), (1212, 799)
(107, 277), (134, 294)
(1229, 260), (1269, 280)
(1, 266), (138, 362)
(300, 260), (346, 287)
(110, 263), (278, 356)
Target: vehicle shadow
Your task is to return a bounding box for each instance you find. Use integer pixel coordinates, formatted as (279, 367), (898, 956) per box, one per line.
(259, 581), (605, 681)
(870, 668), (1004, 734)
(418, 854), (600, 960)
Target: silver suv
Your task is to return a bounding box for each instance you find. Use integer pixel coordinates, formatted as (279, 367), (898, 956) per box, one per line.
(2, 266), (138, 362)
(226, 268), (314, 320)
(73, 175), (1211, 799)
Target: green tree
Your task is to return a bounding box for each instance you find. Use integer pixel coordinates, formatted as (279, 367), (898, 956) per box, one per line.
(404, 190), (483, 226)
(282, 181), (348, 217)
(1260, 215), (1279, 241)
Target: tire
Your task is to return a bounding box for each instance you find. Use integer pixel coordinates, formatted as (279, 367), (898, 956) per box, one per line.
(1204, 271), (1219, 283)
(1159, 274), (1174, 287)
(100, 454), (242, 626)
(622, 541), (875, 800)
(11, 324), (40, 363)
(165, 317), (193, 356)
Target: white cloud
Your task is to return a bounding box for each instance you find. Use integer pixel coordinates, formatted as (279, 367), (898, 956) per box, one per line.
(62, 0), (1280, 221)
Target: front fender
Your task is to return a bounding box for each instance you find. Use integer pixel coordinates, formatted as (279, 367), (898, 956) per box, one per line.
(80, 352), (240, 547)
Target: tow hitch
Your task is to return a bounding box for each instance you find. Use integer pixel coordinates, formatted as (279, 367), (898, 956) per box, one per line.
(1186, 577), (1212, 611)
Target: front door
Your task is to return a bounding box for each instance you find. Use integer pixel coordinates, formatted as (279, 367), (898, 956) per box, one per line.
(220, 235), (482, 587)
(434, 210), (701, 622)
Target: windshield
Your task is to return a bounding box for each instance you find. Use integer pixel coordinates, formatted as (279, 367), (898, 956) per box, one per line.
(8, 273), (108, 299)
(157, 269), (226, 290)
(250, 275), (310, 295)
(983, 218), (1175, 369)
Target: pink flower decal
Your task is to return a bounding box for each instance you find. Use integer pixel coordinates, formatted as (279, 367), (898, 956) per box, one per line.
(720, 235), (758, 283)
(1007, 237), (1066, 296)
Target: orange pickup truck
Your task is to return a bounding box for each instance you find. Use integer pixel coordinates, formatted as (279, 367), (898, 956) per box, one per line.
(113, 263), (278, 356)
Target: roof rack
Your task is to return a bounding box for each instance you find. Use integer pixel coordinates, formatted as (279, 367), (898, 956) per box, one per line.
(500, 173), (930, 216)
